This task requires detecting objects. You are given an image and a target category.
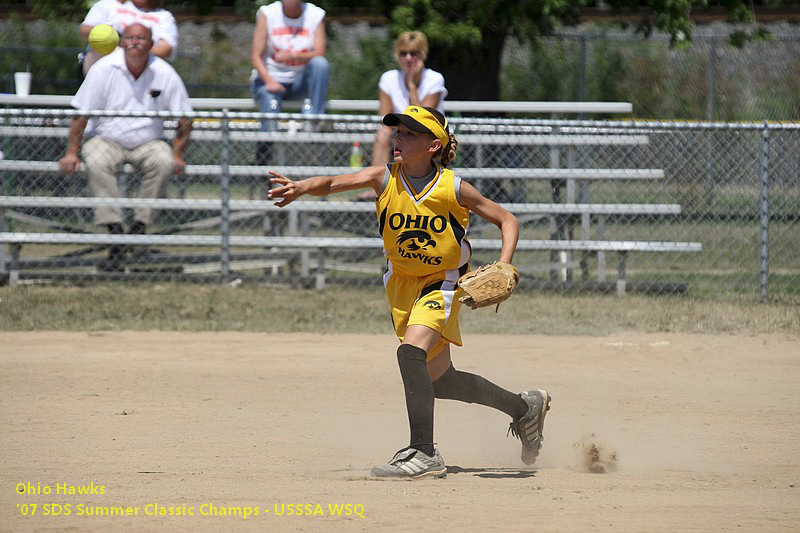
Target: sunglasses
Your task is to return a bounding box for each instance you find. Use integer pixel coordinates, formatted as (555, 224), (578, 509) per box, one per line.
(398, 50), (421, 58)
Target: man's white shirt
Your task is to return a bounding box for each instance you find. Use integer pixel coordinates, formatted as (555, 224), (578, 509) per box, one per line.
(72, 48), (192, 150)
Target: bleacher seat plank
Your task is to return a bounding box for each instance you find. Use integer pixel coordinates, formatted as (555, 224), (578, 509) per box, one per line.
(0, 162), (664, 180)
(0, 195), (679, 215)
(0, 232), (701, 254)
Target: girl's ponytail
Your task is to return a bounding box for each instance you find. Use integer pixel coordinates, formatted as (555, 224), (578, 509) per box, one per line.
(438, 133), (458, 167)
(422, 106), (458, 167)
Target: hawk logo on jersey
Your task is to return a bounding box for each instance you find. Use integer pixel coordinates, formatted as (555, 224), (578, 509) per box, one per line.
(396, 230), (443, 265)
(397, 230), (437, 251)
(423, 300), (442, 310)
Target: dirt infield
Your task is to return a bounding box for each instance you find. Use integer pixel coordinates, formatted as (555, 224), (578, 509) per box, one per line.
(2, 332), (798, 531)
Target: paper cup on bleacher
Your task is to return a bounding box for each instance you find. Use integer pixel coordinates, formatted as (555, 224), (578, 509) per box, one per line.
(14, 72), (32, 97)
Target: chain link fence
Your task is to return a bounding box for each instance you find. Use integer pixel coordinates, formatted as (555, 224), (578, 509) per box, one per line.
(1, 108), (797, 303)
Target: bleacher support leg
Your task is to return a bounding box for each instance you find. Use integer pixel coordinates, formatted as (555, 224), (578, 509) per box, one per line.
(300, 214), (310, 283)
(315, 248), (326, 290)
(0, 211), (6, 282)
(548, 179), (564, 282)
(597, 215), (607, 282)
(580, 179), (591, 281)
(8, 243), (21, 287)
(616, 251), (628, 296)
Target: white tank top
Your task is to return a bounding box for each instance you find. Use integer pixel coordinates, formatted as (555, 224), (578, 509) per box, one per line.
(378, 68), (447, 113)
(256, 1), (325, 84)
(82, 0), (179, 59)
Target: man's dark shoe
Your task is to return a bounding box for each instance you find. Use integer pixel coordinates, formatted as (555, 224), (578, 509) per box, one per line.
(98, 223), (126, 272)
(128, 221), (148, 261)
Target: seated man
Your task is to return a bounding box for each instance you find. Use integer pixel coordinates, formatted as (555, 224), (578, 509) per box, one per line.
(59, 23), (192, 271)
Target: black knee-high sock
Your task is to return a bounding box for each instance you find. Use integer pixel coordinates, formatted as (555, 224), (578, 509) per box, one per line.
(433, 364), (528, 420)
(396, 344), (435, 457)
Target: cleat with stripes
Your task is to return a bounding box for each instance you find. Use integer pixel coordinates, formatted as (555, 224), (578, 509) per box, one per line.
(370, 447), (447, 479)
(508, 389), (551, 465)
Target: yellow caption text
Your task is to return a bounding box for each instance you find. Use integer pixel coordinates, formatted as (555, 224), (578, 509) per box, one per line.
(15, 502), (366, 520)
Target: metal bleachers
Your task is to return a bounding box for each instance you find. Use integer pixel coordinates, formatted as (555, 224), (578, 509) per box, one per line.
(0, 99), (701, 292)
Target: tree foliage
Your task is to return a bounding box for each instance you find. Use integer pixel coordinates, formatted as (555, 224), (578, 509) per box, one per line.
(319, 0), (783, 99)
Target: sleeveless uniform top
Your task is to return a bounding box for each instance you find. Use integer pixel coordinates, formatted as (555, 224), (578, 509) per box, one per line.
(378, 68), (447, 113)
(256, 1), (326, 84)
(82, 0), (179, 59)
(376, 162), (471, 277)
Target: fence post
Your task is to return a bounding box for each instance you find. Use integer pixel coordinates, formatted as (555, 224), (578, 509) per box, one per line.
(704, 39), (718, 209)
(706, 38), (717, 122)
(220, 109), (231, 284)
(758, 121), (770, 303)
(578, 35), (587, 104)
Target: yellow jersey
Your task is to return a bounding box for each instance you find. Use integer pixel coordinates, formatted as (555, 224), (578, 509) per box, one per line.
(376, 162), (471, 277)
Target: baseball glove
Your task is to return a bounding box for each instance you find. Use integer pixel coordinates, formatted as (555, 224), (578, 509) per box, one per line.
(457, 261), (520, 311)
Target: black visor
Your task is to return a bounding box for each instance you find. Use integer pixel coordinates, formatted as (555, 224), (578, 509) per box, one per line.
(382, 113), (434, 135)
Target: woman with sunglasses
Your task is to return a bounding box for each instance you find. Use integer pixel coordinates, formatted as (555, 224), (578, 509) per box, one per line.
(371, 31), (448, 167)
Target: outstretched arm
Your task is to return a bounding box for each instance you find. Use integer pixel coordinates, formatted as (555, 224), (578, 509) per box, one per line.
(459, 180), (519, 263)
(267, 165), (385, 207)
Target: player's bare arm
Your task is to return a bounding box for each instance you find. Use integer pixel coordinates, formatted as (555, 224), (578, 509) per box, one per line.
(268, 165), (385, 207)
(459, 179), (519, 263)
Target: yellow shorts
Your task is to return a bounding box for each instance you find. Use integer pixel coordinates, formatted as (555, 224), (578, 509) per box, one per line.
(383, 263), (468, 361)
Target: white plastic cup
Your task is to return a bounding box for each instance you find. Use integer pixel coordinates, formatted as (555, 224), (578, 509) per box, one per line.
(14, 72), (32, 97)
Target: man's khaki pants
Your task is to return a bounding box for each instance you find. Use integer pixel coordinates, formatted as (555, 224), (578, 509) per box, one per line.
(82, 136), (174, 226)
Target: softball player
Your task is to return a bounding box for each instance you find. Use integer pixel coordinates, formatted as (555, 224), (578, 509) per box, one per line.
(268, 106), (551, 479)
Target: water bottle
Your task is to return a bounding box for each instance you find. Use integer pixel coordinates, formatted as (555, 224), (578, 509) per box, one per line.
(268, 98), (279, 132)
(302, 98), (312, 132)
(350, 141), (363, 169)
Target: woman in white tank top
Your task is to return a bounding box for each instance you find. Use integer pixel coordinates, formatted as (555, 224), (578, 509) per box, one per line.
(250, 0), (330, 132)
(79, 0), (178, 76)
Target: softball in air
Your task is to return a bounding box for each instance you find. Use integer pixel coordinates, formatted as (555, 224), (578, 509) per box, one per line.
(88, 24), (120, 56)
